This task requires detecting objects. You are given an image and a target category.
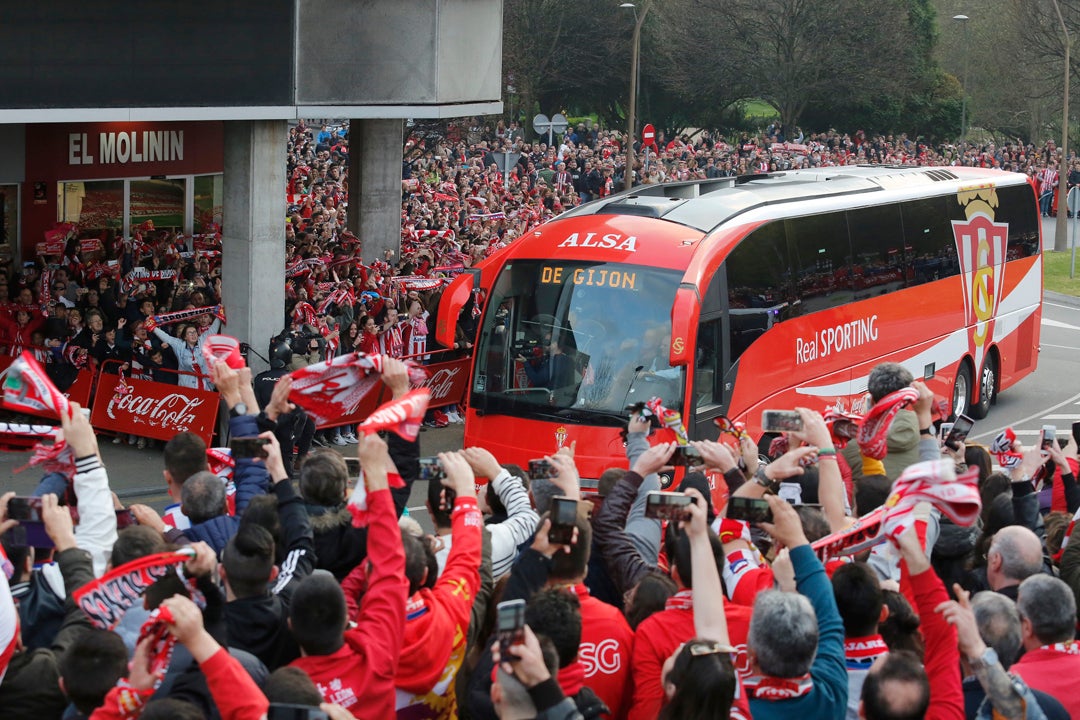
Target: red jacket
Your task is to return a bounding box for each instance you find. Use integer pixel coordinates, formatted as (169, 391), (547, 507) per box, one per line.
(291, 488), (408, 719)
(567, 583), (634, 719)
(395, 496), (483, 718)
(1011, 646), (1080, 718)
(628, 593), (753, 720)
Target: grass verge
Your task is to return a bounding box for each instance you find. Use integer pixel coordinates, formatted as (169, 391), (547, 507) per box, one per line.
(1043, 250), (1080, 297)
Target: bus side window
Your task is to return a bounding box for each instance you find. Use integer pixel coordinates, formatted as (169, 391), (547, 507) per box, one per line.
(694, 318), (722, 409)
(997, 184), (1041, 258)
(848, 204), (905, 295)
(695, 272), (724, 409)
(897, 196), (956, 284)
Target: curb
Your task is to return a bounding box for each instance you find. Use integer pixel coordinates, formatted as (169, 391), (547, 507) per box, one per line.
(1044, 290), (1080, 308)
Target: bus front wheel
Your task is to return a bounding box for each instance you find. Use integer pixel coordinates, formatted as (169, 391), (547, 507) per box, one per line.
(970, 354), (997, 420)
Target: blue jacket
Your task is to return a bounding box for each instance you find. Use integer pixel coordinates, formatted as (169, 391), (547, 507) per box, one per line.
(748, 544), (848, 720)
(181, 414), (269, 555)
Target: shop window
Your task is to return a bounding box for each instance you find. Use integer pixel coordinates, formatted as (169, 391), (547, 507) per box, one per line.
(57, 180), (124, 233)
(194, 174), (223, 234)
(130, 179), (185, 233)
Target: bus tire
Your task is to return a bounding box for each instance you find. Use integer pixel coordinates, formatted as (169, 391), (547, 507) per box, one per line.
(970, 353), (997, 420)
(953, 361), (973, 420)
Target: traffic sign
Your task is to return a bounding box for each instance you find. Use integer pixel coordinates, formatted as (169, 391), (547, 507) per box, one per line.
(533, 113), (569, 145)
(642, 123), (656, 149)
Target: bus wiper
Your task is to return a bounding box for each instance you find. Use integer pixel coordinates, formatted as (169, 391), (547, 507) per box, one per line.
(556, 408), (628, 427)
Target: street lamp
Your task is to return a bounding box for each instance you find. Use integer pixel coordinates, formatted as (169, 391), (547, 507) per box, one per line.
(622, 1), (651, 190)
(953, 15), (970, 148)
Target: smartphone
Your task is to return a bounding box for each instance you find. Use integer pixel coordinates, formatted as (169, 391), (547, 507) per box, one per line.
(418, 457), (445, 482)
(344, 457), (361, 476)
(7, 496), (42, 522)
(668, 445), (703, 467)
(528, 459), (558, 479)
(939, 422), (954, 444)
(944, 414), (975, 451)
(644, 491), (694, 521)
(726, 496), (773, 524)
(1042, 425), (1058, 451)
(548, 496), (578, 544)
(229, 437), (269, 459)
(497, 599), (527, 661)
(1072, 421), (1080, 448)
(761, 409), (804, 433)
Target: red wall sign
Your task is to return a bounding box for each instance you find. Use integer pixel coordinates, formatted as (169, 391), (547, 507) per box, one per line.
(90, 375), (220, 445)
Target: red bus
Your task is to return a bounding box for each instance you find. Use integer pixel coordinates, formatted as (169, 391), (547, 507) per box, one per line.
(436, 166), (1043, 481)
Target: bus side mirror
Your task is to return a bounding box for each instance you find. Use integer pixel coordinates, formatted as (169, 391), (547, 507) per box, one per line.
(435, 272), (476, 347)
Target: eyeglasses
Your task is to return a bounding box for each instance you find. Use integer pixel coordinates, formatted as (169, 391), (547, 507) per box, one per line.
(687, 640), (735, 657)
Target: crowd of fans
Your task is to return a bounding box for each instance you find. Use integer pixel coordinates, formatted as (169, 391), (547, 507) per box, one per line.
(1, 356), (1080, 720)
(0, 117), (1071, 440)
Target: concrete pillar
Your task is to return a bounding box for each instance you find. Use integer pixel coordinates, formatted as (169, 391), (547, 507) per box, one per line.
(348, 119), (403, 264)
(222, 120), (287, 375)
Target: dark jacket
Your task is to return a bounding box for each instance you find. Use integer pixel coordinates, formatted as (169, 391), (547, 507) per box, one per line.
(225, 479), (316, 671)
(307, 503), (367, 581)
(0, 547), (95, 720)
(593, 470), (654, 598)
(10, 569), (65, 651)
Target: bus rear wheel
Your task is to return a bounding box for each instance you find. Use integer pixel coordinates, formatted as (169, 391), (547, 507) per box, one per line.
(952, 362), (973, 420)
(970, 354), (997, 420)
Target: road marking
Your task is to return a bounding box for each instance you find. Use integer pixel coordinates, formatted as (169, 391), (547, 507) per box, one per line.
(1044, 302), (1080, 311)
(1041, 414), (1080, 420)
(970, 388), (1080, 441)
(1010, 430), (1041, 436)
(1041, 318), (1080, 331)
(1042, 343), (1080, 350)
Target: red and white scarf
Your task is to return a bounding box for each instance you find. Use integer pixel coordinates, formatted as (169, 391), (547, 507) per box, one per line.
(743, 673), (814, 700)
(845, 635), (889, 668)
(665, 589), (694, 612)
(1040, 641), (1080, 655)
(288, 352), (427, 426)
(73, 548), (197, 630)
(645, 397), (689, 445)
(1, 352), (72, 419)
(856, 387), (920, 460)
(990, 428), (1024, 469)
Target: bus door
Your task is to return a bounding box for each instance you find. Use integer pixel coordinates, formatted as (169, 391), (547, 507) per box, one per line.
(689, 270), (728, 438)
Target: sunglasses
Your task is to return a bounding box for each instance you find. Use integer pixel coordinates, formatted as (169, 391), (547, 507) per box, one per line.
(687, 640), (735, 657)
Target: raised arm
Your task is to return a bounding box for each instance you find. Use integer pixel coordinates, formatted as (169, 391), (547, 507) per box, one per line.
(258, 432), (316, 596)
(682, 488), (729, 645)
(346, 434), (408, 673)
(63, 403), (117, 576)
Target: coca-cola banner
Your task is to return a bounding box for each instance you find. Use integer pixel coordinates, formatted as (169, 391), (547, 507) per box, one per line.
(414, 356), (470, 409)
(90, 375), (219, 444)
(313, 355), (470, 429)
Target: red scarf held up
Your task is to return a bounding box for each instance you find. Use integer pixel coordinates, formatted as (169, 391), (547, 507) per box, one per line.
(742, 673), (814, 700)
(856, 387), (920, 460)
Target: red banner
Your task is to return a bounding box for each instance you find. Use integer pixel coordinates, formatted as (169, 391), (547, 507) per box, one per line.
(90, 375), (219, 445)
(0, 355), (92, 419)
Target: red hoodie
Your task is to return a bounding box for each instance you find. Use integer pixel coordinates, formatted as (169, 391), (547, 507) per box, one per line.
(290, 488), (408, 720)
(564, 583), (634, 719)
(628, 591), (753, 720)
(395, 496), (482, 718)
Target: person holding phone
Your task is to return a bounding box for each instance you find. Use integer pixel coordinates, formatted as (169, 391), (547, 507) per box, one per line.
(393, 452), (482, 716)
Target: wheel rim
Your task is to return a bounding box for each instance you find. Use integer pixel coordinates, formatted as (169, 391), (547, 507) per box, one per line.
(981, 364), (995, 406)
(954, 372), (968, 417)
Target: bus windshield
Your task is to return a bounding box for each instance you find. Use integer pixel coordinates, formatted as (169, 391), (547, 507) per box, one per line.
(471, 260), (684, 426)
